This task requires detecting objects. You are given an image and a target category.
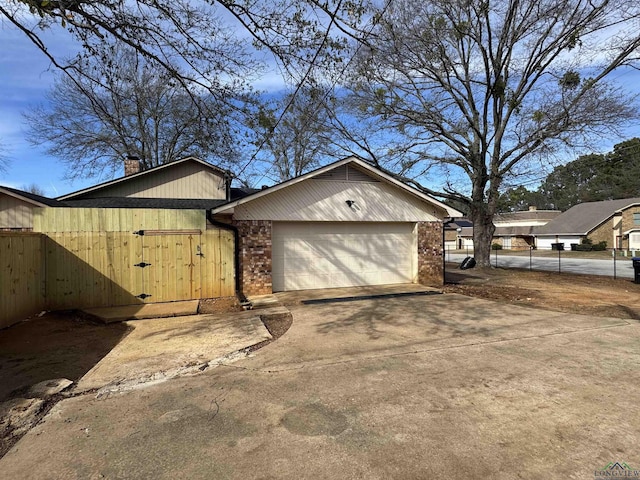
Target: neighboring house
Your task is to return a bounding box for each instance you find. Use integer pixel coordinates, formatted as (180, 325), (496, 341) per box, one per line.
(492, 207), (561, 249)
(212, 157), (461, 294)
(0, 186), (62, 230)
(2, 157), (237, 229)
(58, 156), (233, 208)
(534, 197), (640, 250)
(444, 218), (473, 250)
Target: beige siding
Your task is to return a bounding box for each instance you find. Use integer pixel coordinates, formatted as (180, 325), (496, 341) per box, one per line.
(0, 195), (35, 229)
(234, 180), (441, 222)
(82, 163), (226, 199)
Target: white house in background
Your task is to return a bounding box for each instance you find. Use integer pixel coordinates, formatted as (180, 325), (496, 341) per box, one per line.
(492, 207), (561, 249)
(534, 197), (640, 251)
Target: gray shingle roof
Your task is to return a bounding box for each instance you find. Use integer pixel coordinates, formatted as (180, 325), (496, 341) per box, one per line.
(534, 197), (640, 236)
(494, 210), (561, 222)
(0, 186), (63, 206)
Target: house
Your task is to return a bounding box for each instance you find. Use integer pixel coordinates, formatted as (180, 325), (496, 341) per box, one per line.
(492, 207), (561, 249)
(58, 156), (234, 208)
(3, 155), (459, 324)
(534, 197), (640, 250)
(211, 157), (461, 294)
(0, 186), (63, 231)
(2, 157), (239, 229)
(444, 218), (473, 250)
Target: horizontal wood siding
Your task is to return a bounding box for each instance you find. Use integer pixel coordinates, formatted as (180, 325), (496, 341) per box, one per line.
(1, 233), (46, 328)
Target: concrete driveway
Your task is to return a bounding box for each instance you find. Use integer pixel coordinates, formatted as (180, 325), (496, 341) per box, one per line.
(2, 291), (640, 479)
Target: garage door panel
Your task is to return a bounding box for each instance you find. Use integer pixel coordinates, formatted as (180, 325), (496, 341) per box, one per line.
(272, 222), (416, 291)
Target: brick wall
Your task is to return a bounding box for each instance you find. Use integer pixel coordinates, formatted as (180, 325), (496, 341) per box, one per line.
(417, 221), (444, 286)
(588, 219), (612, 247)
(234, 220), (273, 296)
(491, 236), (532, 250)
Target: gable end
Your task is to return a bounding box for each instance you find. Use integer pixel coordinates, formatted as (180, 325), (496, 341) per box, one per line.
(313, 164), (379, 182)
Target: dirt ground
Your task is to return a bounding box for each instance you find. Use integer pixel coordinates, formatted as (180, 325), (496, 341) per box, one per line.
(445, 263), (640, 320)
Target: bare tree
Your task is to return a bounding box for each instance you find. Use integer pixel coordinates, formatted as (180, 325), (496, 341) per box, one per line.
(24, 48), (248, 180)
(1, 0), (365, 99)
(340, 0), (640, 266)
(248, 87), (336, 182)
(0, 140), (9, 175)
(21, 183), (46, 196)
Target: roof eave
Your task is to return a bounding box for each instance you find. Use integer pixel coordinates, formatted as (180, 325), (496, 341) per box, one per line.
(58, 157), (229, 200)
(0, 187), (49, 207)
(211, 157), (462, 217)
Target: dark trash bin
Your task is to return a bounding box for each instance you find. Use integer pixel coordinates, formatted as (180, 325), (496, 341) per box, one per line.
(459, 256), (476, 270)
(570, 243), (579, 251)
(633, 257), (640, 284)
(551, 243), (565, 251)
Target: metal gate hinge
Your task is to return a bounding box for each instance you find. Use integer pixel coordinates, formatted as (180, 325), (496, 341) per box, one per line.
(134, 262), (152, 268)
(137, 293), (152, 299)
(133, 230), (145, 236)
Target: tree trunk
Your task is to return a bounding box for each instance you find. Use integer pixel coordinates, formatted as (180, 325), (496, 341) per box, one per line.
(469, 201), (496, 268)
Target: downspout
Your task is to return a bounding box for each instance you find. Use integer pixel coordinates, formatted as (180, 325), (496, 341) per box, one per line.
(206, 209), (249, 305)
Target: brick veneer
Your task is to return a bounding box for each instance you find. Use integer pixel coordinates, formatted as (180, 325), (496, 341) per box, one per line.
(234, 220), (273, 296)
(417, 221), (444, 286)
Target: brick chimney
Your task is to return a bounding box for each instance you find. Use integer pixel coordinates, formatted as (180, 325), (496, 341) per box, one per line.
(124, 155), (141, 176)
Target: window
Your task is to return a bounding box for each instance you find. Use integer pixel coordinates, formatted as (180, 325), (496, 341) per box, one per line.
(634, 212), (640, 225)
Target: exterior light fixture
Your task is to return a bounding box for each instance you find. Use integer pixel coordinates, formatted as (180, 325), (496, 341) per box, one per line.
(345, 200), (360, 211)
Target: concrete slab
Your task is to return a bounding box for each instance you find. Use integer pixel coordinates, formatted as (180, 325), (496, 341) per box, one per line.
(83, 300), (200, 323)
(274, 283), (440, 306)
(75, 310), (274, 393)
(3, 294), (640, 479)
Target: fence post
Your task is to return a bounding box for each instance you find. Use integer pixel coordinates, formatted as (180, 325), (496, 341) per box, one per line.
(529, 246), (533, 271)
(613, 248), (617, 280)
(558, 246), (561, 274)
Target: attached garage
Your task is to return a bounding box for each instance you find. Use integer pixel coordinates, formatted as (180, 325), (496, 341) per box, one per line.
(272, 222), (416, 291)
(211, 157), (462, 296)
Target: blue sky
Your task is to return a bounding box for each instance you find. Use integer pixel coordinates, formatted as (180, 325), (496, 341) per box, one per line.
(1, 19), (640, 198)
(0, 25), (93, 196)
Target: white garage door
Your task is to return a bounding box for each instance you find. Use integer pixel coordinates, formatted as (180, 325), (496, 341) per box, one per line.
(272, 222), (416, 291)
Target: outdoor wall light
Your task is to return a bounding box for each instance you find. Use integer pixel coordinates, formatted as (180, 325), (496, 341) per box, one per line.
(345, 199), (361, 211)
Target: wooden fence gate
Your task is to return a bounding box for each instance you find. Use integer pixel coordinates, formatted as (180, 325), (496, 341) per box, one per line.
(34, 208), (235, 310)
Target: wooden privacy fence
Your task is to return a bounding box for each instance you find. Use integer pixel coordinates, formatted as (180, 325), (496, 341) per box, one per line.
(1, 233), (46, 329)
(1, 208), (235, 328)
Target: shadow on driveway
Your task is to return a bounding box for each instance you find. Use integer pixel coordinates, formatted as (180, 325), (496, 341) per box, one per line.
(0, 313), (131, 402)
